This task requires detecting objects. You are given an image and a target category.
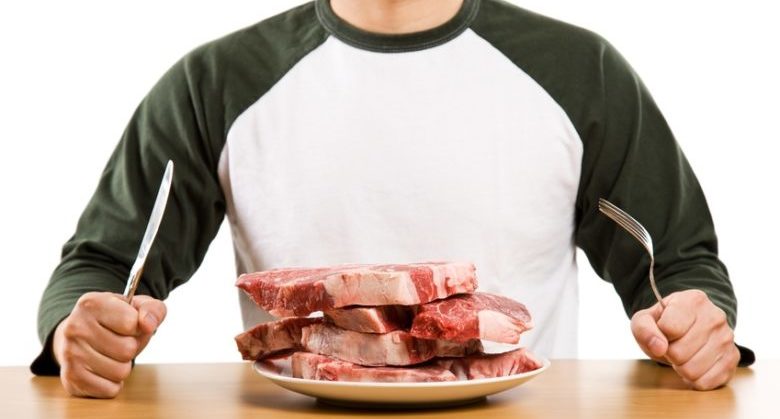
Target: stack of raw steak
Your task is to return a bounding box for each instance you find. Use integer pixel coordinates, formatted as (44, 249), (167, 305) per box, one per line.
(235, 262), (542, 382)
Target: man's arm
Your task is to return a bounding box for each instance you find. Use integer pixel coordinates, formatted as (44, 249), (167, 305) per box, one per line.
(574, 41), (752, 388)
(467, 0), (752, 387)
(32, 49), (228, 389)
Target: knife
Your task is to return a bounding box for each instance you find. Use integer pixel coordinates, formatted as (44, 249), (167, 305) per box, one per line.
(122, 160), (174, 303)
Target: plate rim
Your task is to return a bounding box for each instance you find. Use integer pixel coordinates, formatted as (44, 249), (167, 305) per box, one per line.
(252, 357), (551, 388)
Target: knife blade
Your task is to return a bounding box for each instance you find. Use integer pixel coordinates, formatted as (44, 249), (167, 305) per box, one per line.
(122, 160), (174, 303)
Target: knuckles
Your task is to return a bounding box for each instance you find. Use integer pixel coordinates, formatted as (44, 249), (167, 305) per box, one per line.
(664, 343), (690, 365)
(116, 338), (140, 362)
(629, 316), (653, 340)
(116, 317), (139, 336)
(74, 292), (139, 336)
(691, 366), (730, 391)
(657, 314), (690, 340)
(61, 365), (123, 399)
(60, 365), (115, 398)
(57, 293), (138, 399)
(685, 289), (708, 306)
(60, 371), (85, 397)
(60, 319), (87, 342)
(660, 290), (731, 340)
(60, 365), (84, 387)
(691, 379), (718, 391)
(719, 328), (735, 348)
(75, 292), (103, 313)
(674, 362), (704, 383)
(58, 344), (82, 366)
(711, 308), (728, 329)
(101, 361), (133, 383)
(57, 324), (86, 366)
(632, 290), (739, 392)
(679, 339), (739, 391)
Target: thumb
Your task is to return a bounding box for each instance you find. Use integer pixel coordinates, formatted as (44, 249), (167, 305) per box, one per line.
(631, 303), (668, 360)
(131, 295), (167, 335)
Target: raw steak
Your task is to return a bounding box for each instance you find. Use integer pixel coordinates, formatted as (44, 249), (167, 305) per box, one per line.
(435, 347), (543, 379)
(300, 323), (483, 366)
(410, 292), (532, 344)
(236, 262), (477, 317)
(235, 317), (323, 360)
(324, 305), (415, 334)
(291, 352), (457, 382)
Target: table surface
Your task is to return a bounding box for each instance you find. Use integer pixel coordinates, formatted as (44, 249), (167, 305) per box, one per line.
(0, 360), (771, 418)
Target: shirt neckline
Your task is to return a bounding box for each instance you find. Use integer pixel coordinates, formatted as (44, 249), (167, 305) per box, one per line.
(315, 0), (481, 53)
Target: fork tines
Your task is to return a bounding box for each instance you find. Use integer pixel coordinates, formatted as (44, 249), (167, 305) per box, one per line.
(597, 198), (653, 253)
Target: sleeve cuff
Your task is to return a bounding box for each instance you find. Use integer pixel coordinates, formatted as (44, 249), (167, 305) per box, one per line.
(736, 343), (755, 367)
(30, 318), (64, 376)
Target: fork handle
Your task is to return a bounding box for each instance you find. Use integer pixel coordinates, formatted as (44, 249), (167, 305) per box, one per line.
(648, 258), (665, 307)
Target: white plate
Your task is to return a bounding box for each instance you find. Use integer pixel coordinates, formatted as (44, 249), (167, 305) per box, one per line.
(253, 356), (550, 408)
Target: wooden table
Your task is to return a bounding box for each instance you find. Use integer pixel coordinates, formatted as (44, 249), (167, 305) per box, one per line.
(0, 360), (771, 418)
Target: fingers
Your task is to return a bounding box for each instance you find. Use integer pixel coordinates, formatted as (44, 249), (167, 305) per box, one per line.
(86, 321), (140, 363)
(673, 318), (736, 387)
(60, 363), (124, 399)
(686, 344), (740, 391)
(664, 316), (709, 365)
(130, 296), (166, 354)
(633, 289), (739, 391)
(53, 291), (166, 398)
(57, 323), (134, 378)
(631, 303), (668, 359)
(57, 333), (130, 399)
(664, 300), (728, 367)
(672, 334), (721, 383)
(74, 292), (166, 338)
(79, 341), (133, 383)
(67, 294), (162, 362)
(77, 292), (140, 336)
(131, 295), (167, 335)
(656, 293), (699, 342)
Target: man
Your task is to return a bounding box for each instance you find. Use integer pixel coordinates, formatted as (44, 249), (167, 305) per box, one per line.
(32, 0), (753, 398)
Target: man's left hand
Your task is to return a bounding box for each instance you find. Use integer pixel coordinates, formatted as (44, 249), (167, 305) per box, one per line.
(631, 289), (740, 390)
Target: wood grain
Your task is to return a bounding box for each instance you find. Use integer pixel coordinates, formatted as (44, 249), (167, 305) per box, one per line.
(0, 360), (768, 418)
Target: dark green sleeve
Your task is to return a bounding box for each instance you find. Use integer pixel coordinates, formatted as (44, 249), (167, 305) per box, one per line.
(573, 42), (737, 327)
(471, 0), (737, 328)
(574, 41), (756, 366)
(473, 0), (752, 364)
(31, 50), (228, 375)
(30, 2), (330, 375)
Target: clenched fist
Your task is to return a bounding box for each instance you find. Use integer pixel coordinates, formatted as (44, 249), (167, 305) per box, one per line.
(631, 289), (739, 390)
(52, 292), (167, 398)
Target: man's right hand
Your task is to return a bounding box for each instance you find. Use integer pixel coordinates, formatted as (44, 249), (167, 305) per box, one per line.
(52, 292), (166, 398)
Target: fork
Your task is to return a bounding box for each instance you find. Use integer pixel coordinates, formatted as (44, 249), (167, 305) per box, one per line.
(598, 198), (665, 307)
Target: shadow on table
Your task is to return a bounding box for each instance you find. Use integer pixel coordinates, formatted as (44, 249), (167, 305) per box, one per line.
(627, 360), (689, 390)
(627, 359), (746, 392)
(624, 359), (738, 418)
(240, 389), (521, 416)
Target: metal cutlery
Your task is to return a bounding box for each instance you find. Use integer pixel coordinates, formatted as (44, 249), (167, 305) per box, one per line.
(122, 160), (174, 304)
(598, 198), (665, 307)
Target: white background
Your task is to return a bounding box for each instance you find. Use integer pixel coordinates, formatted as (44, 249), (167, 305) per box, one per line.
(1, 0), (778, 366)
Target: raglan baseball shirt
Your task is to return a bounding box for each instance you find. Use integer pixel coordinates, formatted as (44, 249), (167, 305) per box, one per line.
(32, 0), (750, 374)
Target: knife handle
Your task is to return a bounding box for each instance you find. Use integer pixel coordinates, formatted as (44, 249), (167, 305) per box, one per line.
(123, 264), (144, 304)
